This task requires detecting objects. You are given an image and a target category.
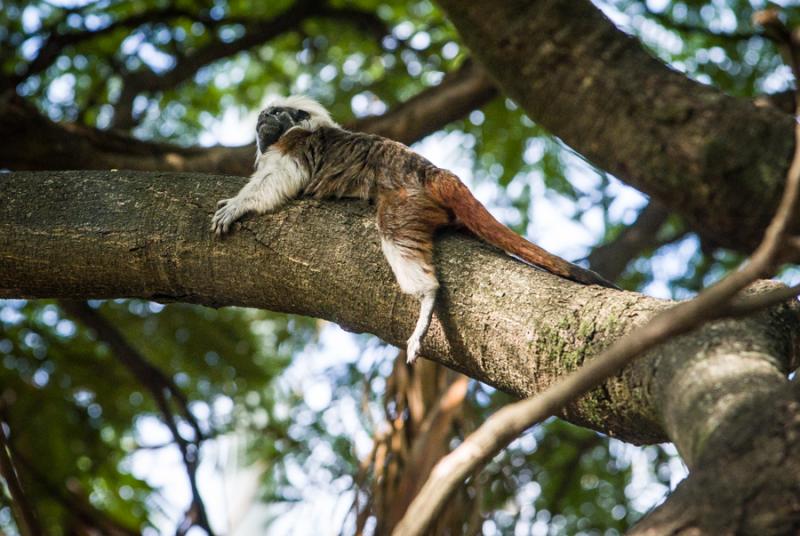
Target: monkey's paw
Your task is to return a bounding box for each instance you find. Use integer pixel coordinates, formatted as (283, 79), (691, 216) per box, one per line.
(211, 198), (244, 236)
(406, 336), (421, 365)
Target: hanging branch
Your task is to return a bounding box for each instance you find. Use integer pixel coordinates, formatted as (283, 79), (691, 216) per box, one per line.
(392, 10), (800, 536)
(0, 59), (495, 175)
(58, 301), (214, 536)
(6, 437), (140, 536)
(0, 418), (41, 536)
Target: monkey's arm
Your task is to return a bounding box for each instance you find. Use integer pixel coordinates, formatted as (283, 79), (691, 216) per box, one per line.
(211, 148), (308, 235)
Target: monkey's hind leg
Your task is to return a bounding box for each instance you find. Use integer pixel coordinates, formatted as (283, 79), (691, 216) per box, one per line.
(380, 238), (438, 365)
(377, 190), (448, 365)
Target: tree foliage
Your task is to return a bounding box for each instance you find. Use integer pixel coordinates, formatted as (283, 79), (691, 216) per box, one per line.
(0, 0), (797, 534)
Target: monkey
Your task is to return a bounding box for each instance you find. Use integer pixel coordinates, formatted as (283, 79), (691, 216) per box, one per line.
(211, 95), (618, 365)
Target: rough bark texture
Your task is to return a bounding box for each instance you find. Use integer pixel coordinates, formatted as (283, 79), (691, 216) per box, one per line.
(630, 382), (800, 535)
(436, 0), (797, 252)
(1, 171), (797, 443)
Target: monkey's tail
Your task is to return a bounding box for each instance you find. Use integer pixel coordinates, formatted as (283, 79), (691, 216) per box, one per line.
(428, 173), (619, 289)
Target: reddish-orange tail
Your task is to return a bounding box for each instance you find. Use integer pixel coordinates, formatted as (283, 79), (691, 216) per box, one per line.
(428, 173), (618, 289)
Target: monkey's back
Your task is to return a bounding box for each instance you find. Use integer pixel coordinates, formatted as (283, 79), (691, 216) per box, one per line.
(295, 127), (440, 201)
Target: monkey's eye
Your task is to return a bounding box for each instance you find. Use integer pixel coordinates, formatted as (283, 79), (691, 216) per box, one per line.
(290, 109), (311, 122)
(258, 108), (279, 120)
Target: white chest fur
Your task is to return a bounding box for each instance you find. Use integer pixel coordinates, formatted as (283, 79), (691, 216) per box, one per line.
(249, 147), (309, 211)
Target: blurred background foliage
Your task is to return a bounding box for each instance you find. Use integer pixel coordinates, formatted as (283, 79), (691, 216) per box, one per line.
(0, 0), (798, 534)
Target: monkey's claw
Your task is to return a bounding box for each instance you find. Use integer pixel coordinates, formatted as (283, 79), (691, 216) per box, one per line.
(211, 198), (243, 236)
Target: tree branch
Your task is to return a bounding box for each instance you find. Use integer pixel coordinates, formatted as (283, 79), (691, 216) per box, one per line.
(0, 60), (496, 174)
(637, 3), (762, 43)
(0, 94), (256, 175)
(110, 0), (322, 129)
(7, 442), (139, 536)
(754, 89), (796, 114)
(393, 11), (800, 529)
(721, 283), (800, 317)
(393, 123), (800, 531)
(109, 0), (396, 129)
(435, 0), (798, 253)
(4, 5), (227, 91)
(1, 170), (797, 447)
(349, 59), (496, 145)
(0, 418), (41, 536)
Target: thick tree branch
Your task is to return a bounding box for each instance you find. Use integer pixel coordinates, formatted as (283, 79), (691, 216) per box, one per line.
(435, 0), (797, 252)
(351, 59), (496, 145)
(1, 171), (797, 448)
(0, 95), (256, 175)
(755, 89), (796, 114)
(2, 171), (799, 534)
(396, 14), (800, 530)
(0, 60), (496, 174)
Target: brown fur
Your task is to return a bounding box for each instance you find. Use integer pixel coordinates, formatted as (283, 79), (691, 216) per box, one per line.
(377, 187), (451, 278)
(277, 126), (617, 289)
(427, 172), (617, 288)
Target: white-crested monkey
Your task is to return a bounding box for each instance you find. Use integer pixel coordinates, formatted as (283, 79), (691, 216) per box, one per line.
(212, 96), (617, 364)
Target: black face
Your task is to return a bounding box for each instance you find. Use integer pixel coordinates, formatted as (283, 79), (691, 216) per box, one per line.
(256, 106), (311, 152)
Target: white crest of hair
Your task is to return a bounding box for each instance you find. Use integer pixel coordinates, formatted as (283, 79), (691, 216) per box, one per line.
(269, 94), (339, 131)
(245, 95), (335, 207)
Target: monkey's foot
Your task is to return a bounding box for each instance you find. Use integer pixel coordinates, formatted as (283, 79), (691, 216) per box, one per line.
(406, 336), (421, 365)
(211, 198), (244, 236)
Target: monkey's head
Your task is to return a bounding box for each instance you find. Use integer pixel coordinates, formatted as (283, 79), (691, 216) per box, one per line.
(255, 95), (337, 154)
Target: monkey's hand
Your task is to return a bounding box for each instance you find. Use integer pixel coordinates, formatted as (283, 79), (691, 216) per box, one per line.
(211, 198), (247, 236)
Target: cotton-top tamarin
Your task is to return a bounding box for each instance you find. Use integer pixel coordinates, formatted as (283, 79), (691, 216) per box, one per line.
(212, 96), (617, 364)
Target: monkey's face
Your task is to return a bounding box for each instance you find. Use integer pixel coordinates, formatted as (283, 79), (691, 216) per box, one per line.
(256, 106), (311, 153)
